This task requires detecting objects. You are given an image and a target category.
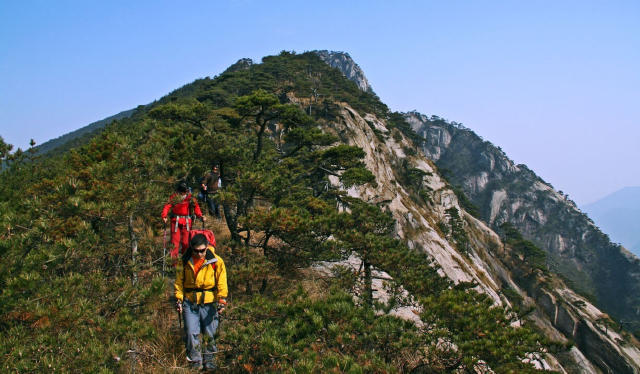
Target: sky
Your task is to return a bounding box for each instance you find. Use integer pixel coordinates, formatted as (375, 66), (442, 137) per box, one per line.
(1, 1), (639, 206)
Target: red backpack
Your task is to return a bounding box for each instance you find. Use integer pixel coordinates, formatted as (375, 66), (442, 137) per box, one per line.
(189, 229), (217, 248)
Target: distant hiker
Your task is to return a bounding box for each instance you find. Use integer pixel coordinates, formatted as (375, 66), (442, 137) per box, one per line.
(175, 234), (228, 370)
(201, 164), (221, 219)
(197, 175), (206, 202)
(162, 181), (205, 258)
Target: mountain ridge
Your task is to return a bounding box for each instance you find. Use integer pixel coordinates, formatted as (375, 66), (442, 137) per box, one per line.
(29, 51), (370, 157)
(33, 108), (136, 156)
(28, 49), (640, 342)
(403, 110), (640, 334)
(318, 52), (640, 334)
(2, 50), (571, 372)
(323, 96), (640, 373)
(252, 52), (640, 371)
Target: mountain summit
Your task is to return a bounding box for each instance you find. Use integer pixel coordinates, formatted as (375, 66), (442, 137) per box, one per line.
(31, 50), (371, 157)
(313, 50), (374, 93)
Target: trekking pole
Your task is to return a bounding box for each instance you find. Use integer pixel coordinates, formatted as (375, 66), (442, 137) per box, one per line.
(213, 311), (223, 350)
(175, 299), (183, 331)
(215, 313), (223, 338)
(162, 222), (168, 276)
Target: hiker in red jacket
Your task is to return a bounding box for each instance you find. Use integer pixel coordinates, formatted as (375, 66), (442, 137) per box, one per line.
(162, 182), (205, 258)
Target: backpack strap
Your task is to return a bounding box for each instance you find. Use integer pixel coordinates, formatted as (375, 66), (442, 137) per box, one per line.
(183, 252), (218, 304)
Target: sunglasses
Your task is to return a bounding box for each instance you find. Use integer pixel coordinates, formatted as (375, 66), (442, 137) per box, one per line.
(193, 247), (207, 254)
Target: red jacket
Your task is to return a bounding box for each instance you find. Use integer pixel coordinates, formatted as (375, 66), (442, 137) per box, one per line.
(162, 193), (203, 225)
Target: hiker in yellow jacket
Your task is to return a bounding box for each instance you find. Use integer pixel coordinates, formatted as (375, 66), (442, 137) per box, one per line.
(175, 233), (228, 370)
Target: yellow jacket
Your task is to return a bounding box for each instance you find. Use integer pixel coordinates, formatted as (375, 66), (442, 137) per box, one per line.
(175, 245), (228, 304)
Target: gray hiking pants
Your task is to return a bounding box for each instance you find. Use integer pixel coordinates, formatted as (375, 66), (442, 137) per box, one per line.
(182, 299), (219, 365)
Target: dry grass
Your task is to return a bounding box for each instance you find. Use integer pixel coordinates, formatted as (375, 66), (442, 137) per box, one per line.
(116, 282), (188, 372)
(296, 268), (333, 302)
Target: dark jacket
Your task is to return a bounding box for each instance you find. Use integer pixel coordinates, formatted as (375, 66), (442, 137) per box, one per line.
(202, 171), (220, 193)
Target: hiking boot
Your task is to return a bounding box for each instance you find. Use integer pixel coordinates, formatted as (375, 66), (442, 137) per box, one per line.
(188, 361), (202, 370)
(203, 361), (216, 371)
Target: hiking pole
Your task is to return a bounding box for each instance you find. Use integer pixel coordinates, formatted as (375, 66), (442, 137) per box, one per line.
(162, 222), (168, 276)
(215, 313), (223, 339)
(176, 300), (183, 330)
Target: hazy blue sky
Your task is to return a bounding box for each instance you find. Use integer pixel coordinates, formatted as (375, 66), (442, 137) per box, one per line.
(1, 1), (638, 205)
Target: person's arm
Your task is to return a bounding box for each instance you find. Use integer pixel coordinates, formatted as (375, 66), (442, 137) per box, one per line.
(175, 265), (185, 311)
(161, 194), (174, 222)
(193, 198), (204, 219)
(216, 256), (228, 312)
(201, 175), (208, 191)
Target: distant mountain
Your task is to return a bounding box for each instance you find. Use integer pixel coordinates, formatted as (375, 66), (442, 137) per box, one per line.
(405, 111), (640, 341)
(33, 108), (136, 156)
(584, 187), (640, 257)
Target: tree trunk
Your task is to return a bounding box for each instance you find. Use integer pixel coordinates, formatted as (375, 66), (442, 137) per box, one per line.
(219, 164), (241, 244)
(259, 278), (268, 294)
(363, 258), (373, 308)
(223, 203), (241, 244)
(262, 233), (272, 257)
(253, 120), (268, 162)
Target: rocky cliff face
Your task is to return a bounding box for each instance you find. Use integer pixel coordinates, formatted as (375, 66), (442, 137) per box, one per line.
(315, 54), (640, 372)
(306, 99), (640, 372)
(313, 50), (373, 93)
(397, 111), (640, 372)
(404, 112), (640, 331)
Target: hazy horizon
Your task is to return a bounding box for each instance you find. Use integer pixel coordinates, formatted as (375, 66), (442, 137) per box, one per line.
(583, 186), (640, 256)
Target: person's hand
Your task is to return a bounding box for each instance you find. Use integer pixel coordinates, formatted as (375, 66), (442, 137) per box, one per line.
(176, 300), (183, 313)
(202, 216), (207, 222)
(217, 299), (227, 314)
(163, 217), (168, 224)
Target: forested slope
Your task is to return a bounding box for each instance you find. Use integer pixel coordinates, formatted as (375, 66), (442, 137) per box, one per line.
(0, 51), (599, 372)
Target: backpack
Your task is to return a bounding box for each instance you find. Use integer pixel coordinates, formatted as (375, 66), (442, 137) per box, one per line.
(188, 229), (217, 248)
